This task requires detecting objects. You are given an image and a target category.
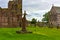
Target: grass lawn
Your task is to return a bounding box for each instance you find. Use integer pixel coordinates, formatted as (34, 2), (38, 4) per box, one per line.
(0, 27), (60, 40)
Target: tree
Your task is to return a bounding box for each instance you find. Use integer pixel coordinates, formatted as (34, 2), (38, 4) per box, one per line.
(31, 18), (37, 26)
(42, 11), (50, 23)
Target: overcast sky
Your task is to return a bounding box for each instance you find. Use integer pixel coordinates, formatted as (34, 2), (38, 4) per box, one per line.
(0, 0), (60, 21)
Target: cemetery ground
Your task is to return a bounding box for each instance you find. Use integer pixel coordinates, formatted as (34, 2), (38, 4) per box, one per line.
(0, 26), (60, 40)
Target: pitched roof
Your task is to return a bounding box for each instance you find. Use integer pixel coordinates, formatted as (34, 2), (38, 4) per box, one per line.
(52, 6), (60, 13)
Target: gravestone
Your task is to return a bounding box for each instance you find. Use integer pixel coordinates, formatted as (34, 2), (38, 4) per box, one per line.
(16, 11), (32, 34)
(21, 11), (27, 32)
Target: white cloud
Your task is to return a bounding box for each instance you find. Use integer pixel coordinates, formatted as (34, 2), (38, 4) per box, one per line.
(0, 0), (60, 21)
(0, 0), (9, 8)
(23, 0), (60, 21)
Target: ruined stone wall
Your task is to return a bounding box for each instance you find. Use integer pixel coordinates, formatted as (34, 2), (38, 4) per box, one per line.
(0, 0), (22, 27)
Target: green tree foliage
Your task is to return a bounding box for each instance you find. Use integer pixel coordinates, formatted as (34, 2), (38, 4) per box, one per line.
(42, 11), (50, 22)
(31, 18), (37, 26)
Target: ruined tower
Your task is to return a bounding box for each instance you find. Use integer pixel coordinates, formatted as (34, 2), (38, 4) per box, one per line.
(0, 0), (22, 27)
(8, 0), (22, 27)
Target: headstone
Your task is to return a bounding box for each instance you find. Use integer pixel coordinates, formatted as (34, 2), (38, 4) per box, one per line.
(21, 11), (27, 32)
(16, 11), (32, 34)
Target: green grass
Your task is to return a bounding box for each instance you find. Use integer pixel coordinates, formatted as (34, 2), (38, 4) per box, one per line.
(0, 27), (60, 40)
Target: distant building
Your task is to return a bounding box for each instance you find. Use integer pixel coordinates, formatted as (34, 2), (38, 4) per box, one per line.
(49, 5), (60, 26)
(0, 0), (22, 27)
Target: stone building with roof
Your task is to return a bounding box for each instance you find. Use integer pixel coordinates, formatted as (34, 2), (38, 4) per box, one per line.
(0, 0), (22, 27)
(49, 6), (60, 27)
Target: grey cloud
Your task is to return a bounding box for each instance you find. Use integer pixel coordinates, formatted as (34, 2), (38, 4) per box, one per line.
(23, 0), (51, 10)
